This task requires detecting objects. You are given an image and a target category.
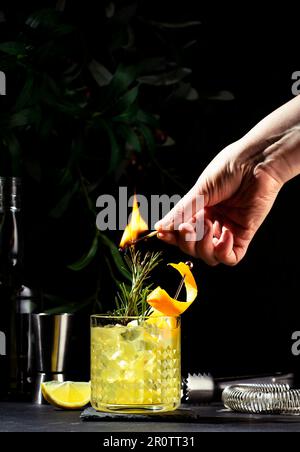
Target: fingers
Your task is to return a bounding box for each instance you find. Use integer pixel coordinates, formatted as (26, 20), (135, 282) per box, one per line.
(154, 200), (188, 232)
(213, 220), (222, 239)
(157, 231), (178, 246)
(177, 223), (198, 257)
(157, 224), (199, 257)
(157, 219), (245, 267)
(155, 186), (204, 231)
(196, 219), (219, 266)
(213, 227), (238, 266)
(157, 209), (245, 267)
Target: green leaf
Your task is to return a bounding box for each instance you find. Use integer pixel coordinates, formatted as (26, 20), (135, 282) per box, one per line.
(89, 60), (113, 87)
(138, 124), (157, 156)
(136, 110), (160, 128)
(42, 73), (61, 98)
(139, 57), (167, 74)
(99, 234), (131, 281)
(26, 9), (75, 36)
(112, 103), (139, 123)
(109, 63), (137, 96)
(5, 134), (21, 174)
(43, 294), (93, 314)
(167, 82), (199, 102)
(14, 75), (35, 110)
(207, 90), (235, 101)
(0, 41), (27, 57)
(117, 124), (141, 153)
(0, 54), (21, 72)
(53, 24), (77, 37)
(105, 2), (115, 18)
(63, 63), (82, 83)
(49, 180), (80, 218)
(41, 75), (84, 116)
(56, 137), (83, 187)
(55, 167), (73, 188)
(9, 107), (40, 128)
(68, 233), (99, 271)
(99, 64), (138, 110)
(114, 3), (138, 25)
(44, 97), (83, 117)
(26, 9), (57, 28)
(69, 135), (84, 166)
(56, 0), (67, 12)
(138, 68), (191, 86)
(104, 256), (124, 290)
(112, 85), (139, 115)
(148, 20), (202, 29)
(95, 119), (121, 173)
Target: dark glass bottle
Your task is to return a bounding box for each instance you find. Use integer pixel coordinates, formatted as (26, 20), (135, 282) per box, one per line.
(0, 177), (37, 399)
(8, 177), (24, 394)
(0, 177), (9, 398)
(8, 178), (38, 397)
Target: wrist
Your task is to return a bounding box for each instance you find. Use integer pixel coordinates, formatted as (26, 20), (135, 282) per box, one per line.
(238, 127), (300, 186)
(257, 127), (300, 185)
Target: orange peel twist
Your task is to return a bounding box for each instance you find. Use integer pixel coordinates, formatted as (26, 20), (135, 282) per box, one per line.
(147, 262), (198, 316)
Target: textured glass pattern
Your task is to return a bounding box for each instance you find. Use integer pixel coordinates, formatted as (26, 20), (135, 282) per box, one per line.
(91, 316), (181, 413)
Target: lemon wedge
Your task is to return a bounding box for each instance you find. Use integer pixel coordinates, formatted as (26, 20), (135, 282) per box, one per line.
(41, 381), (91, 410)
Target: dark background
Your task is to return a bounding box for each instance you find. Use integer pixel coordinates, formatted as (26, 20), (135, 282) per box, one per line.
(177, 3), (300, 379)
(1, 1), (300, 381)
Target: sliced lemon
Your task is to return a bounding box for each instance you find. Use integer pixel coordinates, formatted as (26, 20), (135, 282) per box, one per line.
(41, 381), (91, 410)
(147, 262), (198, 316)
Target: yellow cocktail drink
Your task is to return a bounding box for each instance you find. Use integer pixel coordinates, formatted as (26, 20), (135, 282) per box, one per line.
(91, 315), (181, 413)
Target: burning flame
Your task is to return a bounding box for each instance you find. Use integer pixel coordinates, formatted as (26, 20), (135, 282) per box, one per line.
(119, 194), (148, 249)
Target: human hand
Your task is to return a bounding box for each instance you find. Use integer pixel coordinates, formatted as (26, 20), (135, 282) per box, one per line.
(156, 95), (300, 266)
(155, 139), (284, 266)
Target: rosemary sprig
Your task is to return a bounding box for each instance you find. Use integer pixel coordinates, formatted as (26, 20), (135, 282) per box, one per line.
(113, 248), (162, 318)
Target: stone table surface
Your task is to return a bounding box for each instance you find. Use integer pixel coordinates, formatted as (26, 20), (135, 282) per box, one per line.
(1, 403), (300, 432)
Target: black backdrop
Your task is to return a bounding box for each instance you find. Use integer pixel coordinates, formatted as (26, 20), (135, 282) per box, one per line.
(2, 1), (300, 381)
(148, 2), (300, 379)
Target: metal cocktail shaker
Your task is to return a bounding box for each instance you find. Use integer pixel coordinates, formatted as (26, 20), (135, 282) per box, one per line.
(32, 313), (73, 404)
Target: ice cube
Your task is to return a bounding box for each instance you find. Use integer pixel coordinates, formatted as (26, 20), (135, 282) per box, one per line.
(127, 320), (139, 327)
(121, 327), (141, 342)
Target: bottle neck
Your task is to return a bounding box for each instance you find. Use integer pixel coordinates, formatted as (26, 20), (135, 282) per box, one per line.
(0, 177), (24, 286)
(0, 177), (22, 212)
(0, 177), (6, 214)
(10, 177), (21, 212)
